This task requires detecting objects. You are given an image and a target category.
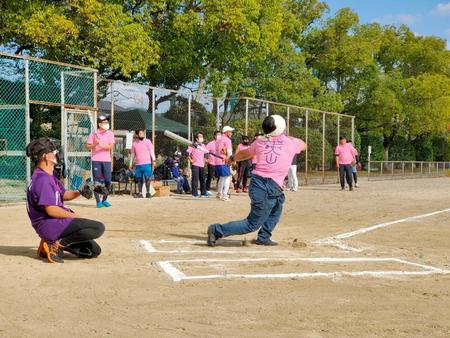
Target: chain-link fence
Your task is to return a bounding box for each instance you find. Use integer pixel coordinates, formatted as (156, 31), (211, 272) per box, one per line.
(367, 161), (450, 180)
(0, 52), (96, 200)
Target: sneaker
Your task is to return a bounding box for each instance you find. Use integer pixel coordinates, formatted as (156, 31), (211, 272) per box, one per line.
(134, 193), (144, 198)
(349, 187), (354, 191)
(41, 240), (64, 263)
(97, 201), (104, 208)
(103, 200), (112, 207)
(207, 225), (218, 247)
(236, 188), (242, 193)
(192, 195), (200, 198)
(37, 239), (47, 258)
(242, 188), (248, 193)
(255, 239), (278, 246)
(355, 184), (360, 188)
(216, 193), (222, 200)
(206, 191), (213, 196)
(221, 196), (230, 201)
(201, 195), (209, 198)
(146, 192), (151, 198)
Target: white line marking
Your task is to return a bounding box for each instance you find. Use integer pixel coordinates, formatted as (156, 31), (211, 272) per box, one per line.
(158, 261), (186, 282)
(315, 208), (450, 252)
(137, 240), (288, 254)
(157, 256), (450, 281)
(138, 240), (156, 253)
(333, 208), (450, 240)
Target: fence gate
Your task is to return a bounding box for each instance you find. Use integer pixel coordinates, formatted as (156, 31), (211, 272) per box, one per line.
(62, 108), (95, 190)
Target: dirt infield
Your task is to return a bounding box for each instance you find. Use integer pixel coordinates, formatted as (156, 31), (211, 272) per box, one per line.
(1, 177), (450, 337)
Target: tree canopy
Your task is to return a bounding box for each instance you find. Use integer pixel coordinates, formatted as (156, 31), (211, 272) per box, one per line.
(0, 0), (449, 160)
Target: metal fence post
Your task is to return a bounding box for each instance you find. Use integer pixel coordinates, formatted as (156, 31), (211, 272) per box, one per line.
(151, 88), (155, 147)
(351, 116), (355, 146)
(337, 115), (340, 145)
(322, 112), (325, 183)
(188, 95), (192, 141)
(367, 147), (371, 180)
(420, 162), (423, 175)
(266, 102), (269, 117)
(25, 60), (31, 186)
(391, 162), (394, 177)
(60, 70), (68, 188)
(110, 80), (114, 131)
(402, 162), (405, 176)
(286, 106), (290, 136)
(216, 98), (220, 131)
(305, 110), (309, 184)
(245, 98), (249, 135)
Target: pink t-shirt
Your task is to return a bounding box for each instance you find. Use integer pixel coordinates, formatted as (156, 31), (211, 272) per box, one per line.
(249, 135), (306, 188)
(335, 143), (357, 165)
(206, 140), (217, 165)
(215, 135), (232, 166)
(187, 143), (206, 167)
(131, 139), (155, 165)
(87, 130), (115, 162)
(237, 143), (250, 152)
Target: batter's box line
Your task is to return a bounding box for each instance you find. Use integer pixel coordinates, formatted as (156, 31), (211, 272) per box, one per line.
(137, 239), (296, 255)
(156, 257), (450, 282)
(314, 207), (450, 252)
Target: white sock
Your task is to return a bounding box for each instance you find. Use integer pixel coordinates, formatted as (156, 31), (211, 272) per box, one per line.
(222, 176), (231, 197)
(217, 177), (224, 196)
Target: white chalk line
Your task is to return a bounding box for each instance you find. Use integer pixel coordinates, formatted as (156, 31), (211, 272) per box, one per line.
(157, 256), (450, 282)
(137, 239), (293, 255)
(315, 208), (450, 252)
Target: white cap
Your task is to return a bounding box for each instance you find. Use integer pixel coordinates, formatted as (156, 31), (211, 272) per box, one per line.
(222, 126), (235, 133)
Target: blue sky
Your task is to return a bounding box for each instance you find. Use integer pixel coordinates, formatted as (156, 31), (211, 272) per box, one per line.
(325, 0), (450, 49)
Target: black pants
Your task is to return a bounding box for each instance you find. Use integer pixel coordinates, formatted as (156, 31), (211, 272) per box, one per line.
(206, 164), (215, 191)
(339, 164), (353, 189)
(60, 218), (105, 258)
(191, 165), (206, 197)
(236, 161), (251, 189)
(353, 171), (358, 184)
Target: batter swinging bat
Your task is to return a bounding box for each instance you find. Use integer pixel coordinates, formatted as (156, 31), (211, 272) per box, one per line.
(163, 130), (223, 159)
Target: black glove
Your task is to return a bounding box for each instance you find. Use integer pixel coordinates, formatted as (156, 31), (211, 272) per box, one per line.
(93, 183), (109, 196)
(79, 184), (93, 199)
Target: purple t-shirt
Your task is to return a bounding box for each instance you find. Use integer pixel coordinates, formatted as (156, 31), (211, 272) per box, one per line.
(26, 168), (74, 242)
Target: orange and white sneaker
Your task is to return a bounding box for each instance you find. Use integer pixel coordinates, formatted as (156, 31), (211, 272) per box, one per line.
(39, 240), (65, 263)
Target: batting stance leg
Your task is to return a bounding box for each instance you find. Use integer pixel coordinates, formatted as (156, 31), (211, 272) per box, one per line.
(209, 175), (284, 244)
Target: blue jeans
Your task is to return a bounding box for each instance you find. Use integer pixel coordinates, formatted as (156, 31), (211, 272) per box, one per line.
(211, 175), (285, 243)
(92, 161), (112, 203)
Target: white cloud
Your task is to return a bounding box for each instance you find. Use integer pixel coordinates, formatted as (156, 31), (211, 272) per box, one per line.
(432, 3), (450, 16)
(446, 28), (450, 36)
(372, 13), (417, 26)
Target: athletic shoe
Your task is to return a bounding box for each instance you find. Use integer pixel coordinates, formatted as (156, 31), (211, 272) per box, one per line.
(134, 193), (144, 198)
(349, 187), (354, 191)
(97, 201), (104, 208)
(216, 193), (222, 200)
(242, 188), (248, 193)
(207, 225), (218, 247)
(192, 195), (200, 198)
(255, 239), (278, 246)
(355, 184), (360, 188)
(201, 195), (209, 198)
(103, 200), (112, 207)
(146, 192), (151, 198)
(37, 239), (47, 258)
(206, 191), (213, 196)
(41, 240), (64, 263)
(221, 196), (230, 202)
(236, 188), (242, 193)
(63, 244), (94, 258)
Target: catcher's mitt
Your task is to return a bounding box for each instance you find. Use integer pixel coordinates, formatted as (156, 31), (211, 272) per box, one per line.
(93, 183), (109, 196)
(79, 184), (93, 199)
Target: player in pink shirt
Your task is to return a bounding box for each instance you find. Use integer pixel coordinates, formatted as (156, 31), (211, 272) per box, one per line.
(86, 115), (115, 208)
(205, 130), (221, 193)
(215, 126), (234, 201)
(235, 135), (252, 193)
(130, 129), (156, 198)
(187, 132), (208, 198)
(207, 115), (306, 246)
(335, 136), (357, 191)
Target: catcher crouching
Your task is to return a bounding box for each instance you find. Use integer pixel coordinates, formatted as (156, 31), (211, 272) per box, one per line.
(25, 138), (105, 263)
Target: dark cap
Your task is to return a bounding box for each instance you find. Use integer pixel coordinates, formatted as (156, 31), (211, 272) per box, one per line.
(97, 115), (110, 124)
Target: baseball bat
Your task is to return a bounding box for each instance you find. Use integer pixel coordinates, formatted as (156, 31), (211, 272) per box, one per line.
(163, 130), (223, 159)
